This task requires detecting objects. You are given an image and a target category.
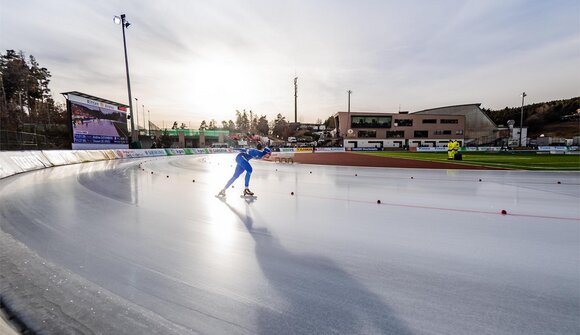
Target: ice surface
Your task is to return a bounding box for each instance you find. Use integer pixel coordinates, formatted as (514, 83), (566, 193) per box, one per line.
(0, 154), (578, 334)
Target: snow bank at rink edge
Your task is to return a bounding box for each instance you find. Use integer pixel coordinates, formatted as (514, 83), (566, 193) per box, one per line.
(0, 148), (236, 180)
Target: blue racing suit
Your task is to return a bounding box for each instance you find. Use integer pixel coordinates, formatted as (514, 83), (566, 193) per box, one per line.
(224, 148), (268, 189)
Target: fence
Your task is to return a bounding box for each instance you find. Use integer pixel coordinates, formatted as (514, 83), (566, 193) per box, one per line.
(0, 130), (48, 150)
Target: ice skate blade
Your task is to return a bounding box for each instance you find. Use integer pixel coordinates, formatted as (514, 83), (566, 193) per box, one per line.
(240, 195), (257, 199)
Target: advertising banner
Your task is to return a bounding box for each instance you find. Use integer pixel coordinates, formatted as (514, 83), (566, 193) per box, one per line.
(296, 147), (314, 152)
(463, 147), (500, 152)
(351, 147), (380, 151)
(209, 148), (231, 154)
(165, 149), (186, 156)
(538, 146), (568, 151)
(141, 149), (168, 157)
(279, 148), (296, 153)
(314, 147), (345, 152)
(416, 147), (447, 152)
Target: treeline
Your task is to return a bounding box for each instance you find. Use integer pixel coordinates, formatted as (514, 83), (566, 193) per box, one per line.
(195, 111), (334, 139)
(0, 50), (67, 130)
(482, 97), (579, 135)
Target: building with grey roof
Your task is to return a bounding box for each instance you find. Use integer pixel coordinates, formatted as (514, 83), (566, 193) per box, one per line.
(413, 103), (503, 145)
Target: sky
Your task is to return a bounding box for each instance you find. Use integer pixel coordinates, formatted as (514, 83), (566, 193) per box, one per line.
(1, 0), (578, 129)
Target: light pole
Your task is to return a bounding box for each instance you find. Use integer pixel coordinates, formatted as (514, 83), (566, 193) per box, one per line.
(347, 90), (352, 131)
(142, 104), (145, 134)
(113, 14), (138, 145)
(148, 110), (150, 136)
(134, 97), (139, 133)
(294, 77), (298, 123)
(519, 92), (526, 147)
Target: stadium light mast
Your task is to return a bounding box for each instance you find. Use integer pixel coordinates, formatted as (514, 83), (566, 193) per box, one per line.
(294, 77), (298, 123)
(134, 97), (139, 132)
(347, 90), (352, 130)
(113, 14), (137, 145)
(519, 92), (526, 147)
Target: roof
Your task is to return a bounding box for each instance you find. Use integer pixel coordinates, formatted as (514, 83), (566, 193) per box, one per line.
(413, 103), (497, 127)
(413, 103), (482, 114)
(61, 91), (129, 108)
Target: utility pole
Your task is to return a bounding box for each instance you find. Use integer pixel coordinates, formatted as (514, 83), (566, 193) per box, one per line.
(250, 109), (253, 133)
(142, 104), (145, 133)
(294, 77), (298, 123)
(135, 98), (139, 132)
(519, 92), (526, 147)
(347, 90), (352, 130)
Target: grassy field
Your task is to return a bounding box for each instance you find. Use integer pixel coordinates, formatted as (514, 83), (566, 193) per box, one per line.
(358, 151), (580, 170)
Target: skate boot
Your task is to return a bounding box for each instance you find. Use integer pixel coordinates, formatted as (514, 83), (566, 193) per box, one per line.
(243, 188), (254, 196)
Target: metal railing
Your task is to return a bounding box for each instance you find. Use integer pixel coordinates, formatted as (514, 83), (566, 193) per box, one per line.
(0, 130), (47, 150)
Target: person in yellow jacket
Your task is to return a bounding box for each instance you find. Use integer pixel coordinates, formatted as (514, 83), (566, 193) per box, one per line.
(447, 140), (455, 159)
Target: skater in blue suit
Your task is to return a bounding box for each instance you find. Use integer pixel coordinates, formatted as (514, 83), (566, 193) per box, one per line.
(217, 146), (271, 197)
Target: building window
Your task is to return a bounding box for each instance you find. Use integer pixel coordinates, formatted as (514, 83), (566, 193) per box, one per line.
(440, 119), (458, 124)
(357, 130), (377, 138)
(455, 130), (464, 135)
(394, 119), (413, 126)
(351, 116), (392, 128)
(414, 130), (428, 138)
(434, 130), (452, 135)
(386, 130), (405, 138)
(422, 119), (437, 124)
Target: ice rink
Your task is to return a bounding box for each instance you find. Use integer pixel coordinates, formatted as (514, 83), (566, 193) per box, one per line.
(1, 153), (579, 334)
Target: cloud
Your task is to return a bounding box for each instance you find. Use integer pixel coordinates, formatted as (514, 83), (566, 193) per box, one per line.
(1, 0), (578, 126)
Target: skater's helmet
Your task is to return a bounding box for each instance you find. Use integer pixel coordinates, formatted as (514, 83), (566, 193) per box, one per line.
(263, 147), (271, 155)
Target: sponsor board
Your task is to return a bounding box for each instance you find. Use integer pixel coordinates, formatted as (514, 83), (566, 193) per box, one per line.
(296, 147), (314, 152)
(209, 148), (231, 154)
(165, 149), (186, 156)
(462, 147), (501, 152)
(279, 148), (296, 153)
(416, 147), (447, 152)
(116, 149), (146, 158)
(142, 149), (168, 157)
(184, 148), (209, 154)
(538, 146), (568, 151)
(315, 147), (345, 152)
(351, 147), (380, 151)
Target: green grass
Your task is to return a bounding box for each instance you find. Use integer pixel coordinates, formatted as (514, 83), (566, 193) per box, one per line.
(358, 151), (580, 170)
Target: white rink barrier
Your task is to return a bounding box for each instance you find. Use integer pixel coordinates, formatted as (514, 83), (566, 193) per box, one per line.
(0, 147), (343, 180)
(0, 151), (48, 179)
(0, 148), (237, 180)
(42, 150), (83, 166)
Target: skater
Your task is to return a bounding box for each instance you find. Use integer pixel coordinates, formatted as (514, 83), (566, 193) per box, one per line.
(217, 146), (271, 197)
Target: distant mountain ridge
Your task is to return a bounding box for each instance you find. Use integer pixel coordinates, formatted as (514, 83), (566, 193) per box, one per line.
(482, 97), (579, 138)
